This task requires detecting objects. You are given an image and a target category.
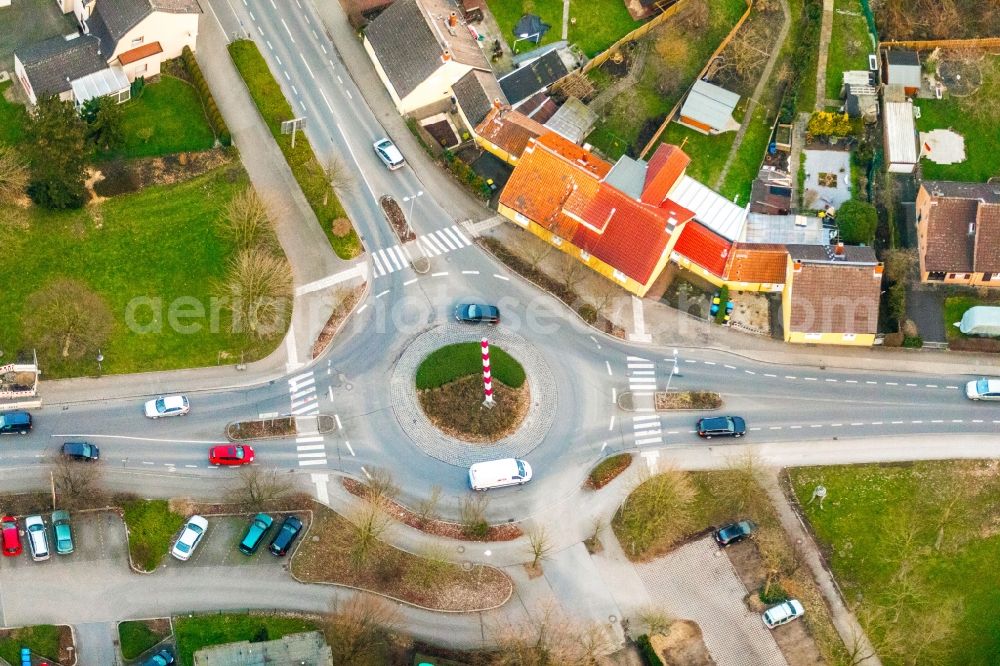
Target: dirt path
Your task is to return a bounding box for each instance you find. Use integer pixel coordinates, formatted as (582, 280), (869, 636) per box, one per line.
(713, 0), (791, 190)
(814, 0), (835, 110)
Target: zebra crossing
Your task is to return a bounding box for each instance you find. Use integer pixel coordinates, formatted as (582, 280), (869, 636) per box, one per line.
(626, 355), (663, 446)
(371, 224), (473, 278)
(287, 371), (327, 466)
(626, 355), (657, 395)
(632, 414), (663, 446)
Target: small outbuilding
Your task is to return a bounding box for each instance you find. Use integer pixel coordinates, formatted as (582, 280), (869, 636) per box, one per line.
(883, 98), (918, 174)
(677, 79), (741, 135)
(883, 49), (921, 95)
(957, 307), (1000, 337)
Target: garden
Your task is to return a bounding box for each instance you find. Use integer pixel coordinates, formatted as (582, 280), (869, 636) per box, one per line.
(486, 0), (641, 57)
(824, 0), (874, 101)
(789, 461), (1000, 664)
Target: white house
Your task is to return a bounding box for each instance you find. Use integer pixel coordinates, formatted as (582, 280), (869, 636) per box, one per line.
(14, 0), (200, 106)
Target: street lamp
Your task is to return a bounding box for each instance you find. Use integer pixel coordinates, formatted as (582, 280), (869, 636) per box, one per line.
(96, 349), (104, 375)
(664, 349), (679, 393)
(402, 191), (423, 237)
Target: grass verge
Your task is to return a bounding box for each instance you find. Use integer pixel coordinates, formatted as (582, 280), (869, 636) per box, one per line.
(291, 504), (512, 611)
(122, 499), (186, 572)
(0, 625), (62, 665)
(719, 104), (771, 204)
(789, 461), (1000, 663)
(111, 75), (216, 159)
(415, 342), (526, 389)
(587, 453), (633, 489)
(174, 613), (317, 666)
(119, 619), (171, 660)
(227, 39), (361, 259)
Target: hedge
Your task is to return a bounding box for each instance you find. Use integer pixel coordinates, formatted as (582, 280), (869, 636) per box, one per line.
(181, 46), (231, 146)
(635, 634), (664, 666)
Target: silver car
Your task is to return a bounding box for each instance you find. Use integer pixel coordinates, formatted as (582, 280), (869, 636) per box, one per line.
(966, 378), (1000, 401)
(171, 515), (208, 561)
(144, 395), (190, 418)
(25, 514), (49, 561)
(763, 599), (805, 628)
(373, 138), (404, 170)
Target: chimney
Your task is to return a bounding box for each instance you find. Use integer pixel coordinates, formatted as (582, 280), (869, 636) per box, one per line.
(448, 11), (457, 27)
(834, 242), (845, 258)
(793, 260), (803, 273)
(441, 50), (452, 63)
(492, 97), (502, 111)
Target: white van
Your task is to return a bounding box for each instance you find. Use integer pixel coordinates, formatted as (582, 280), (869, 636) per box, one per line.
(469, 458), (532, 490)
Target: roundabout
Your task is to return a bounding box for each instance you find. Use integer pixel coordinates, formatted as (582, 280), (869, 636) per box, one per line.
(390, 324), (558, 467)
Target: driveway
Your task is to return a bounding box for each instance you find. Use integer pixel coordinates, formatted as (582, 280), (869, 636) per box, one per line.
(633, 536), (787, 666)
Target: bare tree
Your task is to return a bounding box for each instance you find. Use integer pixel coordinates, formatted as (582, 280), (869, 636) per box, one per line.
(324, 595), (401, 666)
(325, 156), (355, 195)
(350, 497), (391, 569)
(22, 278), (113, 362)
(222, 186), (273, 251)
(415, 484), (442, 526)
(223, 247), (293, 338)
(460, 494), (490, 538)
(714, 28), (771, 80)
(0, 145), (28, 204)
(51, 455), (106, 509)
(362, 468), (398, 504)
(882, 248), (918, 284)
(557, 253), (587, 293)
(526, 525), (553, 571)
(226, 467), (293, 511)
(716, 449), (771, 518)
(490, 604), (613, 665)
(635, 606), (673, 636)
(522, 239), (553, 269)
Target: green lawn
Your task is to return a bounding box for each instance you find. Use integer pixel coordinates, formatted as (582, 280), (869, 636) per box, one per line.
(0, 164), (285, 378)
(110, 75), (216, 159)
(790, 462), (1000, 664)
(121, 500), (186, 572)
(415, 342), (526, 389)
(0, 625), (62, 665)
(0, 81), (28, 145)
(655, 120), (738, 185)
(486, 0), (564, 54)
(719, 104), (772, 203)
(943, 295), (1000, 339)
(915, 56), (1000, 182)
(228, 39), (361, 260)
(119, 620), (171, 660)
(824, 0), (873, 99)
(568, 0), (642, 57)
(174, 613), (317, 666)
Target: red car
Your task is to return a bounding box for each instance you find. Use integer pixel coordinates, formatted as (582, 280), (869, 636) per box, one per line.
(1, 515), (21, 556)
(209, 444), (255, 466)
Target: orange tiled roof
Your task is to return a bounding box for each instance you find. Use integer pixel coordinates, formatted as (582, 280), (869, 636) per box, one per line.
(671, 220), (733, 278)
(118, 41), (163, 65)
(475, 108), (547, 160)
(641, 143), (690, 205)
(500, 137), (694, 284)
(724, 243), (788, 284)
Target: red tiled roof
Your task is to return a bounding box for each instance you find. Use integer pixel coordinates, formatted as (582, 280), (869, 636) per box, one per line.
(499, 137), (695, 284)
(475, 108), (547, 160)
(641, 143), (690, 205)
(672, 220), (733, 278)
(923, 198), (977, 272)
(724, 243), (788, 284)
(789, 262), (882, 335)
(974, 203), (1000, 272)
(118, 41), (163, 65)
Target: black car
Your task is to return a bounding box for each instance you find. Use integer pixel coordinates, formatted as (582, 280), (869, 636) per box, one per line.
(714, 519), (756, 546)
(454, 303), (500, 324)
(62, 441), (100, 461)
(0, 411), (31, 435)
(268, 515), (303, 556)
(696, 416), (747, 439)
(141, 648), (175, 666)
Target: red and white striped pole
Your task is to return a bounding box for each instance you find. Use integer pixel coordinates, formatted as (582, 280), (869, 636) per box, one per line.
(481, 337), (495, 408)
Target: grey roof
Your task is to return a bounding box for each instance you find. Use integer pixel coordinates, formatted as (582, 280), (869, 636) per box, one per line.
(787, 243), (877, 265)
(150, 0), (202, 11)
(543, 96), (596, 144)
(194, 631), (332, 666)
(86, 0), (154, 54)
(452, 69), (507, 126)
(922, 180), (1000, 202)
(604, 155), (646, 199)
(14, 34), (108, 97)
(364, 0), (442, 99)
(680, 79), (740, 131)
(885, 49), (919, 67)
(499, 49), (569, 105)
(885, 49), (921, 87)
(745, 213), (832, 244)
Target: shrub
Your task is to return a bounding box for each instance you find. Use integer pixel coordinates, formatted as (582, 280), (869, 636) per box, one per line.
(714, 284), (729, 324)
(759, 583), (790, 605)
(588, 453), (632, 489)
(883, 331), (904, 347)
(902, 335), (923, 348)
(578, 303), (598, 323)
(887, 282), (907, 328)
(635, 635), (664, 666)
(181, 46), (231, 146)
(836, 199), (878, 245)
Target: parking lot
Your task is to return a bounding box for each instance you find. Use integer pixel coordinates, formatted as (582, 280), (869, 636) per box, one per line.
(160, 514), (307, 571)
(2, 510), (128, 571)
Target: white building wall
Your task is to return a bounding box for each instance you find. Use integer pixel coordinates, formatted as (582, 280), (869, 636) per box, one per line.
(362, 36), (404, 112)
(13, 55), (36, 105)
(109, 12), (198, 62)
(397, 60), (473, 116)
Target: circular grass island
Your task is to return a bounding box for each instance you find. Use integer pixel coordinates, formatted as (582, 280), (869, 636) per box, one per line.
(415, 342), (529, 443)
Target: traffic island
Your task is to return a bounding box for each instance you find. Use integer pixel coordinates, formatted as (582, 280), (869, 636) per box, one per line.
(0, 624), (73, 665)
(654, 391), (722, 411)
(290, 504), (512, 611)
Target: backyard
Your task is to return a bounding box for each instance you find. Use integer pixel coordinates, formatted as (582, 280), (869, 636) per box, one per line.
(824, 0), (873, 100)
(111, 74), (217, 159)
(789, 461), (1000, 664)
(915, 53), (1000, 182)
(0, 0), (77, 70)
(486, 0), (641, 57)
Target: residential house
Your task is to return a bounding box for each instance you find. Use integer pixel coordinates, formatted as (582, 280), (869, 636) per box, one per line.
(363, 0), (496, 124)
(676, 79), (740, 135)
(723, 243), (789, 292)
(475, 106), (547, 164)
(498, 48), (576, 107)
(14, 0), (201, 106)
(782, 244), (883, 346)
(883, 92), (918, 173)
(452, 69), (507, 132)
(915, 180), (1000, 287)
(883, 49), (921, 96)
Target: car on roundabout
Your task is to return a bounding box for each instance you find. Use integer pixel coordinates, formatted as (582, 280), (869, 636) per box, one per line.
(144, 395), (190, 419)
(209, 444), (255, 466)
(454, 303), (500, 324)
(170, 515), (208, 561)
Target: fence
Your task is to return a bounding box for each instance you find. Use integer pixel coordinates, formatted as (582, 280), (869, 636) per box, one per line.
(638, 0), (755, 157)
(880, 37), (1000, 50)
(857, 0), (879, 43)
(583, 0), (691, 72)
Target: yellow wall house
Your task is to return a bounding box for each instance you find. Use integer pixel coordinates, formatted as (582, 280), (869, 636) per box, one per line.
(782, 244), (883, 346)
(916, 181), (1000, 288)
(497, 134), (697, 297)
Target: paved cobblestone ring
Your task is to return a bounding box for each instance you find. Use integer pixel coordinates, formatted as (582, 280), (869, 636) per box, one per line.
(390, 324), (557, 467)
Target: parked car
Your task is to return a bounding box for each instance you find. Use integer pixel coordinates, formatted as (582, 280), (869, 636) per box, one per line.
(454, 303), (501, 324)
(144, 395), (190, 419)
(373, 138), (405, 170)
(268, 515), (303, 556)
(208, 444), (255, 466)
(52, 510), (73, 555)
(696, 416), (747, 439)
(141, 648), (175, 666)
(62, 441), (100, 461)
(1, 515), (21, 557)
(966, 378), (1000, 401)
(763, 599), (805, 628)
(170, 515), (208, 561)
(24, 514), (49, 561)
(0, 411), (32, 435)
(239, 513), (274, 555)
(714, 519), (756, 547)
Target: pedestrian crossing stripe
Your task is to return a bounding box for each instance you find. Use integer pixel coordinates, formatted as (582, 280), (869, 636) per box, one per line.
(372, 224), (473, 277)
